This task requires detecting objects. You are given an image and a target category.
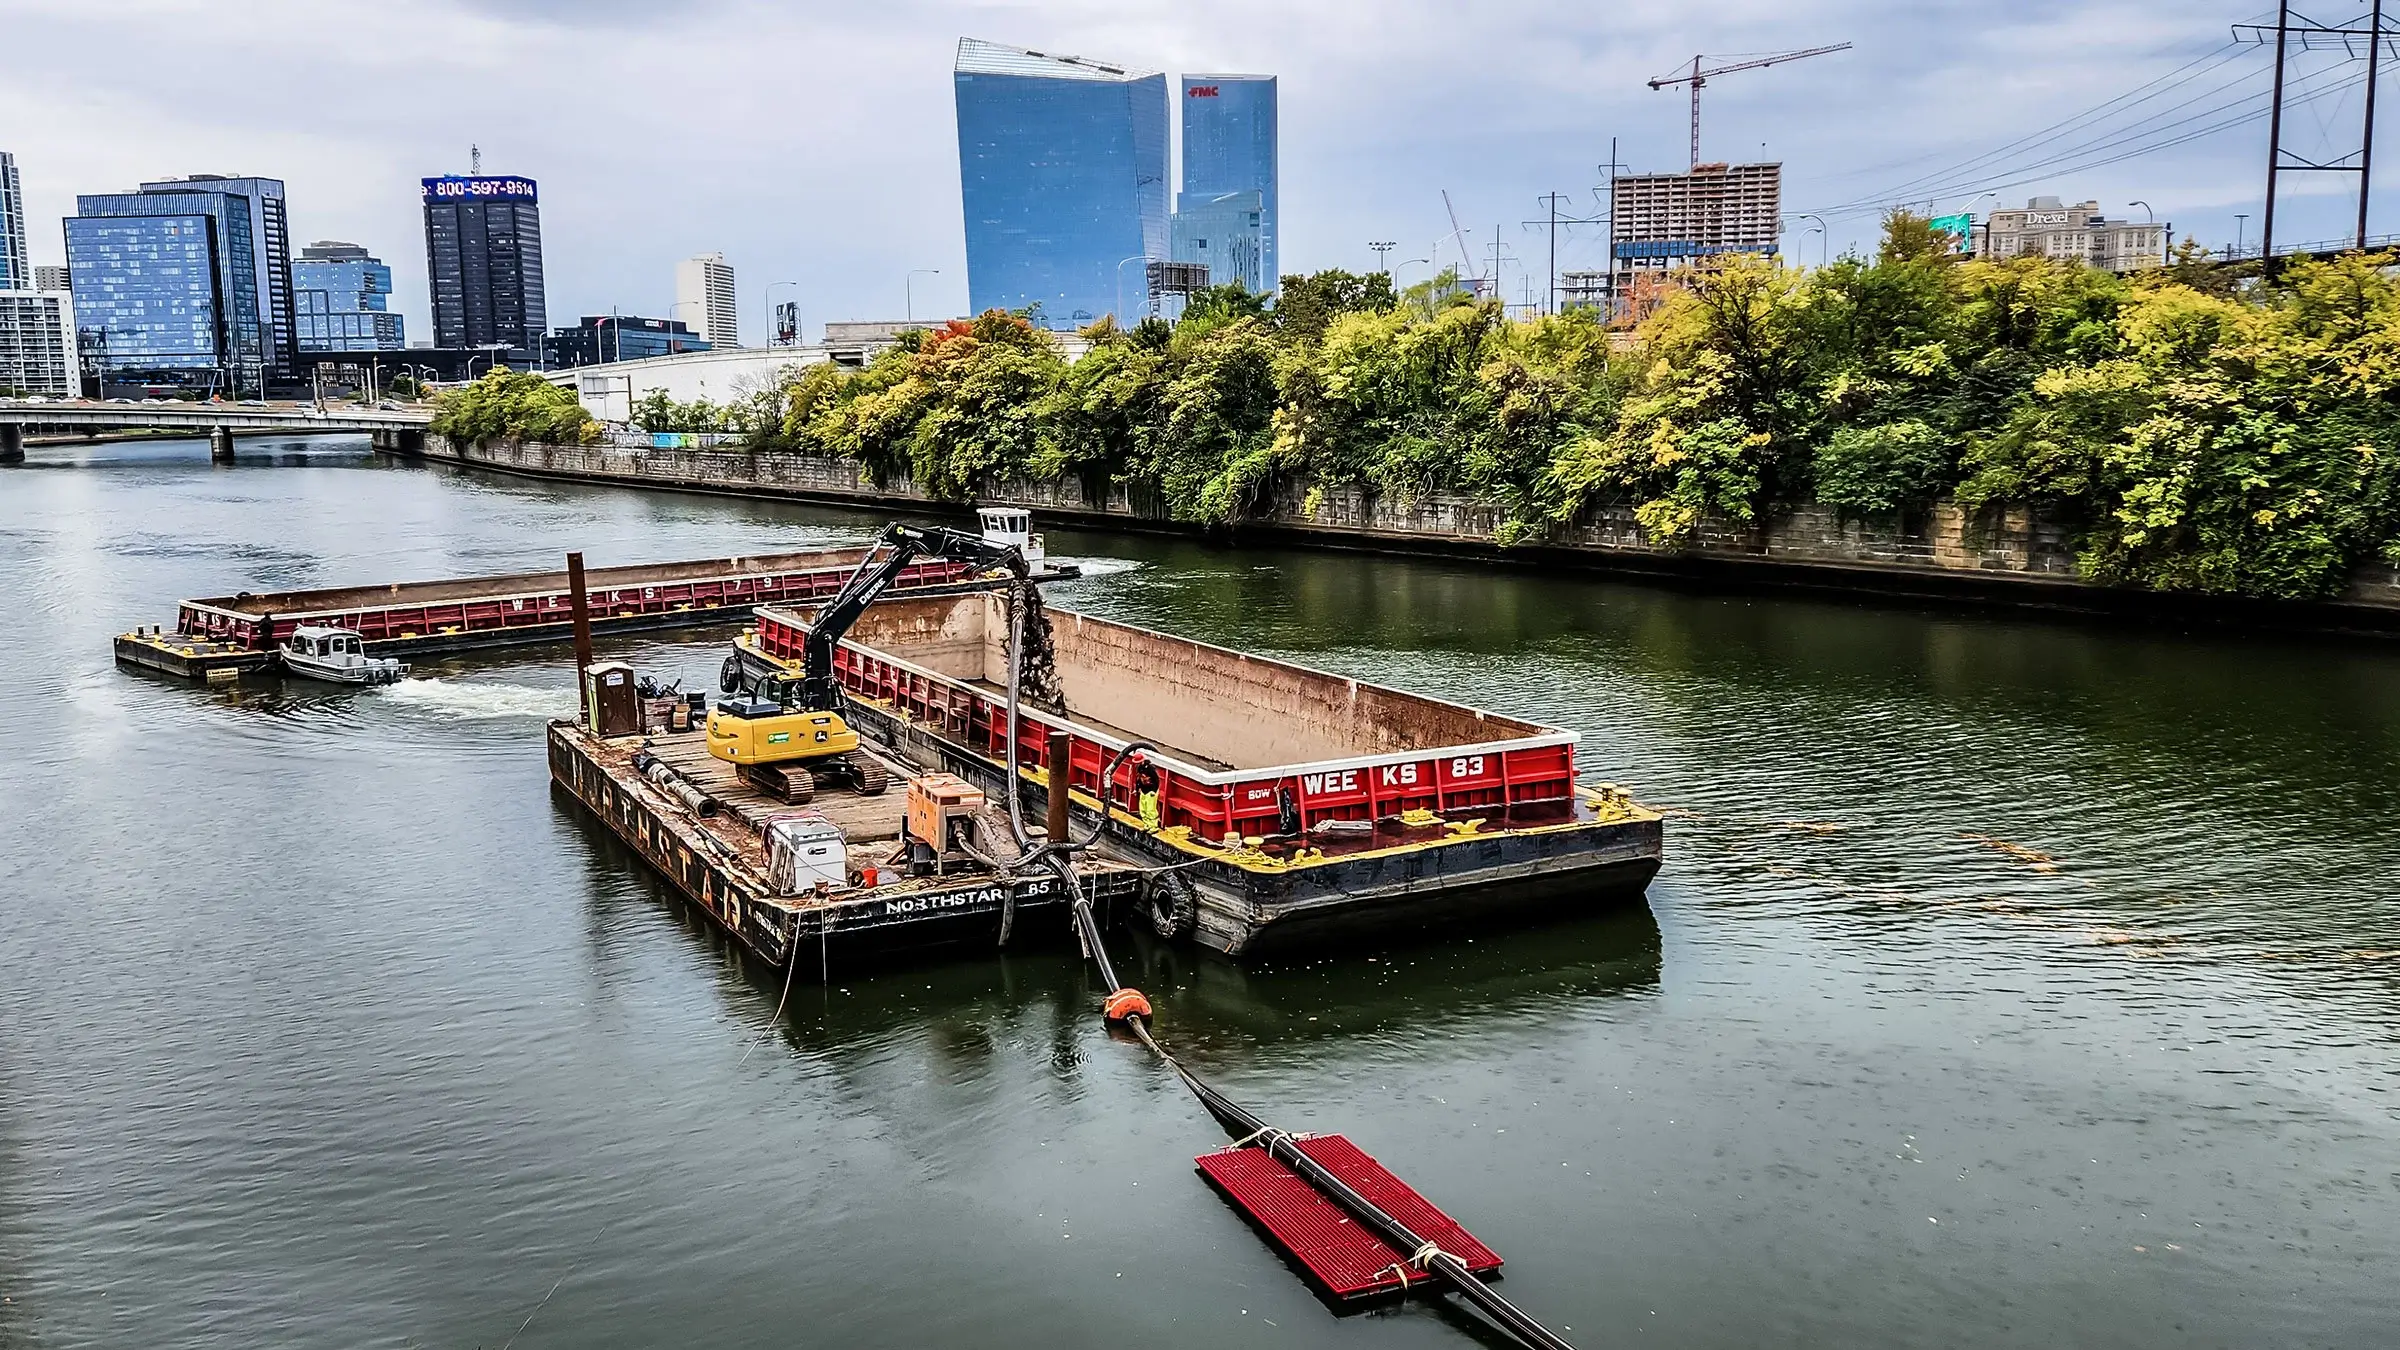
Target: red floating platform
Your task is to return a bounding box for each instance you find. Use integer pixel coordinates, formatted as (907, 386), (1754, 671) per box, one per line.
(1195, 1133), (1503, 1301)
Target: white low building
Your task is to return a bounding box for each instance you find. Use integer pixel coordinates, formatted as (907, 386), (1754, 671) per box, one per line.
(544, 326), (1094, 424)
(0, 290), (77, 397)
(546, 345), (830, 423)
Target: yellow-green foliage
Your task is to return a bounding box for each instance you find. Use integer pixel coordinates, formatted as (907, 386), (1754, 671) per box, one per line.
(430, 369), (596, 445)
(735, 251), (2400, 599)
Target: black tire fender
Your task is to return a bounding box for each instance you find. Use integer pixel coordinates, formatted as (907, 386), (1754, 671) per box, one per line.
(1144, 869), (1198, 941)
(718, 653), (743, 694)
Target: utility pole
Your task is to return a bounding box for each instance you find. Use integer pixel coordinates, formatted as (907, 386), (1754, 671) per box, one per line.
(2365, 0), (2387, 249)
(1524, 191), (1603, 315)
(1599, 137), (1630, 319)
(1368, 240), (1396, 274)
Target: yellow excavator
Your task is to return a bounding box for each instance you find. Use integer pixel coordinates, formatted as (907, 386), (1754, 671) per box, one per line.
(706, 521), (1028, 802)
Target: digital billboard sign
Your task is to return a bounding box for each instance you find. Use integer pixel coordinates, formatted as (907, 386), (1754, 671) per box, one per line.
(421, 176), (539, 204)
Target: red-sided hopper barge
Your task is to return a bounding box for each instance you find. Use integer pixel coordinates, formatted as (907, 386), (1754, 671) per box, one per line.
(735, 591), (1662, 954)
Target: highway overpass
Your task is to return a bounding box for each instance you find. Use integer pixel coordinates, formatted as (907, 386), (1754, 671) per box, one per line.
(0, 400), (431, 462)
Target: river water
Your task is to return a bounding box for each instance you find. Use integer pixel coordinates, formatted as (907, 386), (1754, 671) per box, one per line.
(1, 435), (2394, 1349)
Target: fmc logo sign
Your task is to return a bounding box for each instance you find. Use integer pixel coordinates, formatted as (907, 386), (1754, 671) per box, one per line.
(1188, 85), (1220, 97)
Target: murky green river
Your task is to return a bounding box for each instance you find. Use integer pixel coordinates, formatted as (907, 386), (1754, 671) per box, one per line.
(1, 435), (2393, 1348)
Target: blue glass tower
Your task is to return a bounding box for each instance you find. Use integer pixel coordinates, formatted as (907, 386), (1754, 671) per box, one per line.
(1178, 75), (1277, 293)
(1170, 190), (1264, 300)
(293, 241), (405, 351)
(67, 184), (263, 390)
(954, 38), (1168, 329)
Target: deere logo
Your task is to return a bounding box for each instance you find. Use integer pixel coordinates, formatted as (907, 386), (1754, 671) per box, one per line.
(767, 731), (791, 744)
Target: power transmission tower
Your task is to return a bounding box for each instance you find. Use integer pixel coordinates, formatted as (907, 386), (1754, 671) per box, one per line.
(2235, 3), (2397, 260)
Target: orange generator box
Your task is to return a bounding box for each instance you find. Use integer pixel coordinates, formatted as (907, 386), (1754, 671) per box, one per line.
(905, 773), (987, 850)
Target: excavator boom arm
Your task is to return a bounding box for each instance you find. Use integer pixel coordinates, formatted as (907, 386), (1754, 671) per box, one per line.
(797, 522), (1028, 704)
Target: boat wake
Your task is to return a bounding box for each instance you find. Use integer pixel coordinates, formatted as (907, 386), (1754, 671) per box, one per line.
(383, 677), (571, 722)
(1054, 556), (1142, 579)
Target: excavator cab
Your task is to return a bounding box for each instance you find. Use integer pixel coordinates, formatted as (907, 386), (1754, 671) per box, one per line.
(705, 521), (1029, 803)
(706, 672), (873, 802)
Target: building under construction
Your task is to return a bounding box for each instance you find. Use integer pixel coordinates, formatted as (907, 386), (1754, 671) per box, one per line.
(1596, 161), (1783, 311)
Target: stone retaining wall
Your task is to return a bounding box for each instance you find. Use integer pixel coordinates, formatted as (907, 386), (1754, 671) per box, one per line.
(405, 434), (2400, 626)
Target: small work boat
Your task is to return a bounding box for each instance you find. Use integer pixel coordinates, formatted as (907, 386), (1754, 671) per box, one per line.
(278, 625), (408, 685)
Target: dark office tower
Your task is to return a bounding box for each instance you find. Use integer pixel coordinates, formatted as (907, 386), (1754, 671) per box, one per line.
(1177, 75), (1277, 293)
(421, 174), (546, 352)
(139, 175), (294, 381)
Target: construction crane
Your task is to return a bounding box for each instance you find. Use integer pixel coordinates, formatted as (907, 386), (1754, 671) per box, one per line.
(1440, 189), (1487, 297)
(1648, 44), (1852, 169)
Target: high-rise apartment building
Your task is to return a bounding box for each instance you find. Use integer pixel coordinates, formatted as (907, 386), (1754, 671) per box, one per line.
(293, 241), (405, 351)
(0, 151), (27, 291)
(0, 150), (78, 398)
(675, 252), (738, 348)
(1176, 75), (1276, 293)
(1609, 161), (1782, 291)
(139, 175), (294, 381)
(67, 175), (294, 393)
(422, 174), (546, 352)
(954, 38), (1169, 328)
(33, 265), (68, 292)
(0, 292), (78, 397)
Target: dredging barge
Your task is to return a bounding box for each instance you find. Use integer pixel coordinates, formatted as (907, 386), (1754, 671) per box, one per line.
(728, 590), (1663, 955)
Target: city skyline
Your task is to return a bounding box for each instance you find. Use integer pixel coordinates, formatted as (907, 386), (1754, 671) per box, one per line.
(1, 1), (2389, 344)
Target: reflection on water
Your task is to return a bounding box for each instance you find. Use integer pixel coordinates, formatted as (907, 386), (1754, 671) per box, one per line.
(0, 435), (2395, 1350)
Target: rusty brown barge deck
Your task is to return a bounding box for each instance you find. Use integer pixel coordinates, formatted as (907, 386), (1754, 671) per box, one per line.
(549, 718), (1143, 964)
(114, 545), (1078, 681)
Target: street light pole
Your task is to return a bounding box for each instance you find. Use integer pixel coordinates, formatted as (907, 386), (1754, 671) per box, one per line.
(1367, 240), (1396, 274)
(1114, 255), (1147, 326)
(906, 269), (941, 322)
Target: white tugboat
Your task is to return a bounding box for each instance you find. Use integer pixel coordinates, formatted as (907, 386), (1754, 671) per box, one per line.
(278, 626), (408, 685)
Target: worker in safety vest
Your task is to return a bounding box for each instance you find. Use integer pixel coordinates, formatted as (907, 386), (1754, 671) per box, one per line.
(1134, 759), (1161, 831)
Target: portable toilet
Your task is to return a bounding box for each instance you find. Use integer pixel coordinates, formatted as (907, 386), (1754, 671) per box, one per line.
(585, 661), (641, 737)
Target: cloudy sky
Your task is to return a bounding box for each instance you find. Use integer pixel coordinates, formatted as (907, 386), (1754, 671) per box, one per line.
(3, 1), (2385, 342)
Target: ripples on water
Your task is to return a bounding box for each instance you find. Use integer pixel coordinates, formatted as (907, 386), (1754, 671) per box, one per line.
(0, 438), (2394, 1349)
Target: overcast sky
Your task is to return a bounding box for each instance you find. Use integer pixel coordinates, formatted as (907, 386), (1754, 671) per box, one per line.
(3, 1), (2386, 343)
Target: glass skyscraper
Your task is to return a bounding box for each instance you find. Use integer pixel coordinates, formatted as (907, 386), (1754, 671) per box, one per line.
(139, 176), (294, 381)
(293, 241), (405, 352)
(1177, 75), (1277, 294)
(67, 182), (266, 391)
(954, 38), (1168, 329)
(422, 175), (546, 353)
(0, 151), (28, 292)
(1170, 190), (1265, 300)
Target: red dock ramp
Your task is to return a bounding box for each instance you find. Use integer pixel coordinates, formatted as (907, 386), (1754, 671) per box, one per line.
(1195, 1134), (1503, 1301)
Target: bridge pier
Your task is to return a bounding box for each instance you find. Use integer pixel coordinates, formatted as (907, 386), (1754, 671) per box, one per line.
(209, 426), (236, 463)
(0, 424), (22, 465)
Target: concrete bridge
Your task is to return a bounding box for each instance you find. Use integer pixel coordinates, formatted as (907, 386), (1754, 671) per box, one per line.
(0, 400), (432, 463)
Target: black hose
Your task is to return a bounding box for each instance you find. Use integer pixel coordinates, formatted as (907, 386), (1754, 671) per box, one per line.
(1125, 1017), (1574, 1350)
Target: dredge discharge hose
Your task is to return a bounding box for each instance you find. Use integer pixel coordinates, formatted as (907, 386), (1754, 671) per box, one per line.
(993, 574), (1571, 1350)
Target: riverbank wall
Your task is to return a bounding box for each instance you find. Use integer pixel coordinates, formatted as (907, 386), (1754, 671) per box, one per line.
(393, 432), (2400, 635)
